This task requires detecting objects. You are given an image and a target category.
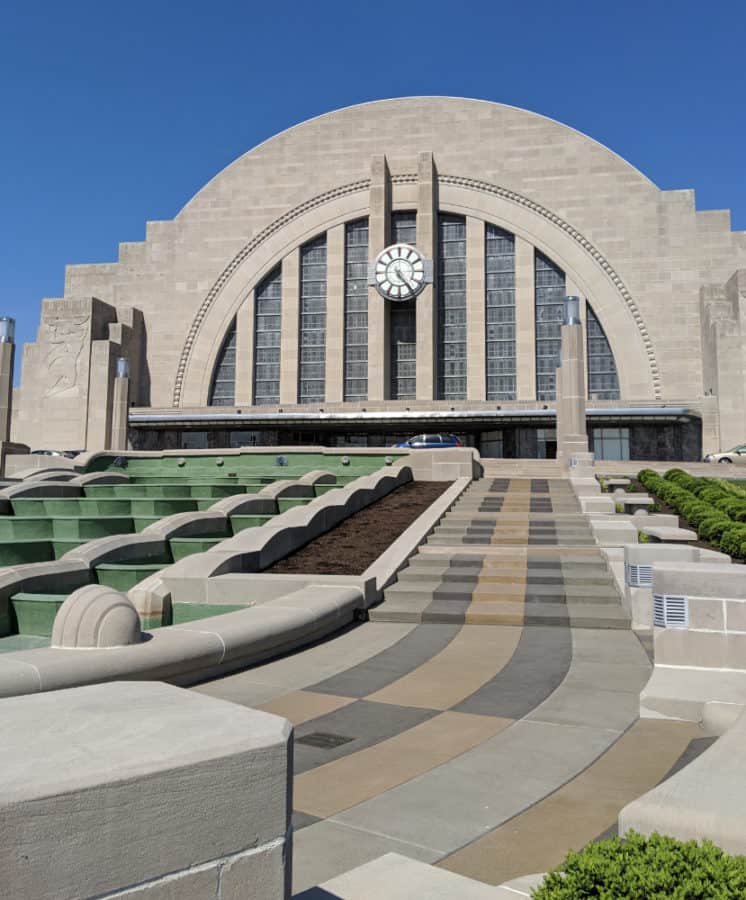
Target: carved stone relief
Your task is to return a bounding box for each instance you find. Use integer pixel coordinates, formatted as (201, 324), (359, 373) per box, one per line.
(41, 314), (90, 398)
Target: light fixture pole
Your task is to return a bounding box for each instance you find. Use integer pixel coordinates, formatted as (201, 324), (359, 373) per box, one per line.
(110, 357), (130, 451)
(0, 317), (16, 444)
(556, 297), (591, 466)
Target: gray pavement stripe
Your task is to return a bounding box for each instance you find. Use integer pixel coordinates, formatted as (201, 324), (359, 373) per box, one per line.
(307, 623), (462, 698)
(293, 699), (439, 774)
(453, 620), (572, 718)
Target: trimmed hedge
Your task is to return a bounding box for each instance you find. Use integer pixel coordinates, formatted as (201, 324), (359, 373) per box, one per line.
(638, 469), (746, 559)
(531, 831), (746, 899)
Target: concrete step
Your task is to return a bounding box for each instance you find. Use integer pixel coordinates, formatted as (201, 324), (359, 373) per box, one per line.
(434, 525), (593, 535)
(370, 597), (630, 628)
(383, 580), (621, 603)
(425, 535), (595, 547)
(398, 563), (615, 584)
(397, 567), (614, 587)
(415, 549), (607, 565)
(443, 512), (588, 521)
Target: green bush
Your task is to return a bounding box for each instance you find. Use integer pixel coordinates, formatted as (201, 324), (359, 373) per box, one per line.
(636, 470), (746, 554)
(720, 525), (746, 559)
(531, 831), (746, 899)
(698, 515), (732, 545)
(719, 479), (746, 500)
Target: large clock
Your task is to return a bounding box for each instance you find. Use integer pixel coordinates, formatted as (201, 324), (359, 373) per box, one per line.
(372, 244), (429, 301)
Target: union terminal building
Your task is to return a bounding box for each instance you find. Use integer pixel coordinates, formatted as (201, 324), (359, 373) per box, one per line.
(12, 98), (746, 461)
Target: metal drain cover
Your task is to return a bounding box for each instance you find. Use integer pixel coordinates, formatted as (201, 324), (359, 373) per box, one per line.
(297, 732), (355, 749)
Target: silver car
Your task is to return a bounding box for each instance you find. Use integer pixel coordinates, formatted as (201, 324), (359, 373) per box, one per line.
(704, 445), (746, 464)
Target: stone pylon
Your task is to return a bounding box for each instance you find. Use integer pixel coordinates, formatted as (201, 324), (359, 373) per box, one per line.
(556, 298), (593, 470)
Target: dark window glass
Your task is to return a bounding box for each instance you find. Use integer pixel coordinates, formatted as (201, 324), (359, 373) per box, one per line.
(253, 266), (282, 405)
(298, 235), (327, 404)
(437, 214), (467, 400)
(208, 320), (236, 406)
(534, 251), (566, 400)
(344, 219), (369, 401)
(485, 224), (516, 400)
(586, 302), (620, 400)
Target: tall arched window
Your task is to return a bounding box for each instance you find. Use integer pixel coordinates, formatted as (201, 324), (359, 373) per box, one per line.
(485, 224), (516, 400)
(253, 266), (282, 405)
(437, 214), (467, 400)
(344, 219), (369, 401)
(298, 234), (327, 404)
(586, 303), (620, 399)
(208, 319), (236, 406)
(534, 251), (566, 401)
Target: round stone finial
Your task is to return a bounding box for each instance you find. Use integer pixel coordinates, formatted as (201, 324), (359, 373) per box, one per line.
(51, 585), (142, 649)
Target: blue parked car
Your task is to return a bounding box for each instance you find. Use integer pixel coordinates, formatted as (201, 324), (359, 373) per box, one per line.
(394, 433), (464, 449)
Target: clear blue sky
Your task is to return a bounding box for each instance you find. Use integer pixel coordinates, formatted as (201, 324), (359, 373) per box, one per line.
(2, 0), (744, 369)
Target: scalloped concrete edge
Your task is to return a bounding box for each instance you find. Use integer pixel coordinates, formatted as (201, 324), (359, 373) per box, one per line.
(187, 476), (471, 612)
(0, 471), (337, 631)
(149, 466), (414, 611)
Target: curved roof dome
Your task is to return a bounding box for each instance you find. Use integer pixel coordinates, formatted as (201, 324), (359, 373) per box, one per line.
(177, 96), (657, 223)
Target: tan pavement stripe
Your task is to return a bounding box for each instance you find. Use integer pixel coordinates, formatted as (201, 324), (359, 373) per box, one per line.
(438, 718), (702, 885)
(367, 624), (522, 710)
(491, 524), (529, 544)
(258, 690), (355, 725)
(464, 604), (525, 625)
(469, 543), (526, 623)
(295, 710), (513, 819)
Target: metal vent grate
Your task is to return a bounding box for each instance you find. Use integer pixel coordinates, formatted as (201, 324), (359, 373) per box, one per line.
(296, 732), (354, 749)
(653, 594), (689, 628)
(626, 563), (654, 588)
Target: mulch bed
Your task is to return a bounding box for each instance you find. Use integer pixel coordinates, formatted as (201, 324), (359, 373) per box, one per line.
(265, 481), (451, 576)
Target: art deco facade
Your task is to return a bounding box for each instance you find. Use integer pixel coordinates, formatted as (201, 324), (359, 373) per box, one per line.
(12, 98), (746, 460)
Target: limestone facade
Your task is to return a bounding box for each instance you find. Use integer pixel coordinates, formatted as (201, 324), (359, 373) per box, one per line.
(11, 98), (746, 459)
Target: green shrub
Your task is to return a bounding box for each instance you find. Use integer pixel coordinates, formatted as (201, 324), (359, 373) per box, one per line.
(679, 500), (715, 528)
(637, 469), (659, 490)
(720, 525), (746, 559)
(698, 515), (732, 544)
(639, 470), (746, 556)
(719, 479), (746, 500)
(531, 831), (746, 899)
(699, 486), (730, 505)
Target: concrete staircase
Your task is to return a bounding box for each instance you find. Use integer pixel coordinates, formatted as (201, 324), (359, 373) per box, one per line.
(370, 476), (629, 629)
(479, 459), (564, 478)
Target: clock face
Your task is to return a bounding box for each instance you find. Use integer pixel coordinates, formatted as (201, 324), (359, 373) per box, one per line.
(374, 244), (426, 301)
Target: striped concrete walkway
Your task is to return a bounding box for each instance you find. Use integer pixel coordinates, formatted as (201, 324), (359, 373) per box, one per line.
(192, 476), (706, 894)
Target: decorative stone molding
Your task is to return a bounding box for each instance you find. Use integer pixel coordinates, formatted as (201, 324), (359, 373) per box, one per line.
(52, 585), (142, 649)
(173, 174), (661, 405)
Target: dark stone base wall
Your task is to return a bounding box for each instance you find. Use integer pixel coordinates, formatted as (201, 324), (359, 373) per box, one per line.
(130, 419), (702, 462)
(627, 421), (701, 461)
